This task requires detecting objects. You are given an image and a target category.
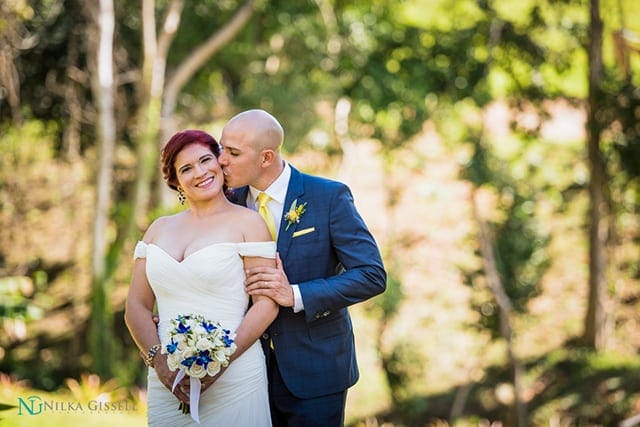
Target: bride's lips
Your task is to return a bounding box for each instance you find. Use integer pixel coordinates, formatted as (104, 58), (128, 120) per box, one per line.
(195, 176), (215, 188)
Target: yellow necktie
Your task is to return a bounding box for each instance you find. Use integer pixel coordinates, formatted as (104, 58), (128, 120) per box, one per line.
(257, 192), (277, 240)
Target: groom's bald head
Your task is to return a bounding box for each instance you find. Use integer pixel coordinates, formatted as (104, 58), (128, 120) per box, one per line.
(219, 109), (286, 191)
(225, 109), (284, 152)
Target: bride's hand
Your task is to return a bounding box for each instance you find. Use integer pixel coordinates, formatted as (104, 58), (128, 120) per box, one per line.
(200, 369), (224, 394)
(154, 354), (190, 403)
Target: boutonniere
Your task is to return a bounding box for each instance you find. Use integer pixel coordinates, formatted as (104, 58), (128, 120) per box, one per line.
(284, 199), (307, 230)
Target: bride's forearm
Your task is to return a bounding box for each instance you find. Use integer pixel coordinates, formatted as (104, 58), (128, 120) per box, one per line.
(124, 300), (160, 353)
(125, 260), (160, 353)
(231, 297), (278, 361)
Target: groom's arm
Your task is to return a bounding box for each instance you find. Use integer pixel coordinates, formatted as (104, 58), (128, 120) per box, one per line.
(245, 181), (386, 320)
(295, 183), (386, 322)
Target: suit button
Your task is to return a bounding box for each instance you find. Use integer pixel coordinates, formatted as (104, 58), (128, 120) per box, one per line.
(262, 333), (270, 340)
(322, 310), (330, 317)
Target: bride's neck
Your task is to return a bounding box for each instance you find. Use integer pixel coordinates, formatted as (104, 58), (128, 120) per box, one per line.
(186, 197), (229, 219)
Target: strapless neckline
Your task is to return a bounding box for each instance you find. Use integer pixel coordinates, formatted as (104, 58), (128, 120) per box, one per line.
(147, 242), (238, 264)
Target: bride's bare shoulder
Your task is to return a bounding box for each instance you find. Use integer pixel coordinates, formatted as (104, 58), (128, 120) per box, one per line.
(226, 205), (271, 240)
(228, 204), (261, 221)
(143, 212), (186, 241)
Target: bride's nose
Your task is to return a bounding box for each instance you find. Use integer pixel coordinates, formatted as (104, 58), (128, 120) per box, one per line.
(194, 163), (207, 177)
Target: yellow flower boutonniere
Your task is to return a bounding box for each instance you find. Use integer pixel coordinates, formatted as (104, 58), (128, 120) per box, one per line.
(284, 199), (307, 231)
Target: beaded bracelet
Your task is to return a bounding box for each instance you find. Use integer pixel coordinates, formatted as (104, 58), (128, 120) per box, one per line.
(142, 344), (161, 368)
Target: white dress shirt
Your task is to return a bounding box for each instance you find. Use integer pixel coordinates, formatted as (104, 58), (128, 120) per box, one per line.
(248, 162), (304, 312)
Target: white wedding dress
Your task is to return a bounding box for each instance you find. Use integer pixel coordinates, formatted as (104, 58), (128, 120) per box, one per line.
(134, 241), (275, 427)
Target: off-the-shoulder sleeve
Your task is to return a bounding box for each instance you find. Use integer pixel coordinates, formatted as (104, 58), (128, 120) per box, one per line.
(133, 241), (148, 260)
(237, 241), (276, 258)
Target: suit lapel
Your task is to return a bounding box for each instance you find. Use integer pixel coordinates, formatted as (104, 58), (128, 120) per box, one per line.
(228, 170), (304, 261)
(227, 186), (249, 207)
(277, 166), (304, 261)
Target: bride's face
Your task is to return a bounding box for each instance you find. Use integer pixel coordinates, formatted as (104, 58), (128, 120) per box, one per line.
(174, 143), (224, 203)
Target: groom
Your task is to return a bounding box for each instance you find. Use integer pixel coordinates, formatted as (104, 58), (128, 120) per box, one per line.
(218, 109), (386, 427)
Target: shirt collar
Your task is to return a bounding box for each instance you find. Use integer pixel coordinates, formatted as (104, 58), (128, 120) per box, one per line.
(249, 161), (291, 206)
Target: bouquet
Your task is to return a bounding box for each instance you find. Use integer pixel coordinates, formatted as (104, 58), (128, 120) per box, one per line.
(162, 314), (236, 423)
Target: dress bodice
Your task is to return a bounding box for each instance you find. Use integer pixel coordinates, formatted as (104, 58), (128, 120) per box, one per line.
(134, 241), (276, 340)
(135, 240), (275, 426)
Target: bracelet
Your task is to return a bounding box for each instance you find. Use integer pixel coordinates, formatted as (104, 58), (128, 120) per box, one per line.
(142, 344), (161, 368)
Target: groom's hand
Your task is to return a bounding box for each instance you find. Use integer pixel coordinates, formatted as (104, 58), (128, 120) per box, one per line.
(245, 253), (294, 307)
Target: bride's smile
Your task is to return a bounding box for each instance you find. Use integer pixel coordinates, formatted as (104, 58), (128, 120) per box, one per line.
(195, 176), (215, 188)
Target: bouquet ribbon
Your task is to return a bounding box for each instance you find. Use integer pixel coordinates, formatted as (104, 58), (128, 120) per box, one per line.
(172, 370), (202, 424)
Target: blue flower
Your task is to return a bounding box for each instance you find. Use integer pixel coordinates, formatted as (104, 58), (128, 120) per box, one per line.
(223, 335), (234, 347)
(181, 356), (197, 368)
(202, 321), (217, 333)
(195, 352), (213, 368)
(166, 340), (178, 354)
(176, 322), (191, 334)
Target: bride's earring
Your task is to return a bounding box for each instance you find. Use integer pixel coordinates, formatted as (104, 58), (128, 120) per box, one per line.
(177, 188), (186, 205)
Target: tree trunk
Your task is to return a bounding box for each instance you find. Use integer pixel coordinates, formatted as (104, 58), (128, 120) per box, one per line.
(89, 0), (116, 377)
(126, 0), (184, 239)
(472, 190), (528, 427)
(134, 0), (256, 217)
(157, 0), (256, 206)
(0, 5), (25, 124)
(160, 0), (255, 132)
(582, 0), (609, 351)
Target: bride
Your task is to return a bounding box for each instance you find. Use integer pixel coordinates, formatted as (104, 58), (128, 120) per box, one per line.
(125, 129), (277, 426)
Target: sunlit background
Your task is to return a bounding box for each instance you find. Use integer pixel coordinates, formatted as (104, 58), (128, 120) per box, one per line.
(1, 0), (640, 425)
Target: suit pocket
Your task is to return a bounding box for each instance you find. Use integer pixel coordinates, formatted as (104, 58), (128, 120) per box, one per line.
(292, 227), (315, 238)
(308, 314), (350, 341)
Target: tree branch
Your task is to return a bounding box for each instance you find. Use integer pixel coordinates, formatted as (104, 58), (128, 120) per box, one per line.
(162, 0), (255, 117)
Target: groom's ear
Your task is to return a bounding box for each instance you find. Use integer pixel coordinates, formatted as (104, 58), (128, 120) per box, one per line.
(261, 149), (276, 166)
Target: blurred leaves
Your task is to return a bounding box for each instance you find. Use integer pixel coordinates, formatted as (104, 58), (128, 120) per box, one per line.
(0, 0), (639, 425)
(0, 276), (43, 325)
(65, 373), (128, 405)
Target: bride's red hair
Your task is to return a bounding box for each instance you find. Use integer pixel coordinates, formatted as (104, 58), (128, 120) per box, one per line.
(161, 129), (220, 190)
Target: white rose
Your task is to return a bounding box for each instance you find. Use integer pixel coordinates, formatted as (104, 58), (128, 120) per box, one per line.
(207, 361), (221, 377)
(193, 324), (207, 336)
(182, 348), (195, 359)
(189, 363), (206, 379)
(226, 343), (237, 355)
(196, 337), (211, 351)
(167, 354), (181, 371)
(213, 349), (229, 363)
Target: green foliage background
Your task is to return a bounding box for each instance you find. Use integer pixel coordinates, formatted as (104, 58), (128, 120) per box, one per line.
(0, 0), (639, 425)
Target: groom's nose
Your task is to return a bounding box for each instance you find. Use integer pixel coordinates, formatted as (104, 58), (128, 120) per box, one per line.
(218, 150), (228, 166)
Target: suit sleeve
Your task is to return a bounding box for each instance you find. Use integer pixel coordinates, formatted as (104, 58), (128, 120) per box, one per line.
(298, 184), (386, 322)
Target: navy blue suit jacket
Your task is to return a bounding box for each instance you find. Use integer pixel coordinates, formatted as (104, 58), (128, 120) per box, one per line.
(231, 166), (386, 399)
